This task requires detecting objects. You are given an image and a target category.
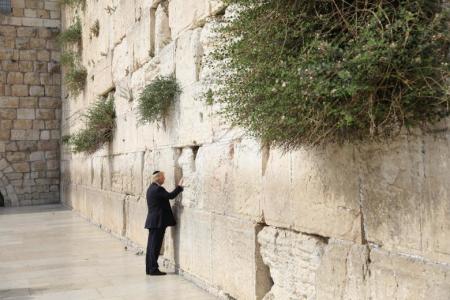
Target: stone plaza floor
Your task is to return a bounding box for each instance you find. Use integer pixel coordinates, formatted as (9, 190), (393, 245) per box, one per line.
(0, 204), (217, 300)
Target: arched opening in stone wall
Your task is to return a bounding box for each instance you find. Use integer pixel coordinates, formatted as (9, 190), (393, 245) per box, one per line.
(0, 191), (4, 207)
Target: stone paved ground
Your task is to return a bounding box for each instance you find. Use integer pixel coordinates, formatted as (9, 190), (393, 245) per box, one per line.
(0, 205), (217, 300)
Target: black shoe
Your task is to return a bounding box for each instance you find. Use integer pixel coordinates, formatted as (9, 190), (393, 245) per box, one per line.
(148, 270), (167, 276)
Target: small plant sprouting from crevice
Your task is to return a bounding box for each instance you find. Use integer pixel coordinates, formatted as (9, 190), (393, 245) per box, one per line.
(90, 20), (100, 39)
(58, 17), (82, 46)
(137, 76), (182, 124)
(60, 51), (77, 67)
(60, 50), (87, 95)
(62, 96), (116, 154)
(65, 66), (87, 96)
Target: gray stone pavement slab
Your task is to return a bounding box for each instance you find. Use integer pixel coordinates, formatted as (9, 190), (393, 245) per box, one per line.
(0, 205), (217, 300)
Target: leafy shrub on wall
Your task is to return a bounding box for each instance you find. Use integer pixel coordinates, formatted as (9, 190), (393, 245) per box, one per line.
(210, 0), (450, 149)
(63, 96), (116, 154)
(137, 76), (182, 124)
(57, 17), (82, 46)
(60, 50), (87, 95)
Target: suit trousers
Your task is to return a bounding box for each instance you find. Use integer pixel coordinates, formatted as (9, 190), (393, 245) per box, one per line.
(146, 227), (166, 274)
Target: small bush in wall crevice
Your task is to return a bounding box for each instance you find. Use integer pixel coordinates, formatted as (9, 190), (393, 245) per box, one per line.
(60, 50), (87, 95)
(63, 96), (116, 154)
(58, 17), (82, 46)
(137, 76), (182, 124)
(209, 0), (450, 149)
(90, 20), (100, 38)
(65, 66), (87, 96)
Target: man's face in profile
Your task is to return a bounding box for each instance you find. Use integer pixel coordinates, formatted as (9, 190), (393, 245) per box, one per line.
(158, 172), (165, 185)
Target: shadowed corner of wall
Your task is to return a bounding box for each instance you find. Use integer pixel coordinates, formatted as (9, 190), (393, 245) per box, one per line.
(0, 190), (4, 207)
(255, 216), (274, 300)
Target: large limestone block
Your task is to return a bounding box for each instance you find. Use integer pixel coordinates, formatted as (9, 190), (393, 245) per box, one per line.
(357, 132), (450, 264)
(90, 55), (114, 97)
(174, 82), (214, 146)
(84, 186), (106, 225)
(262, 145), (361, 242)
(91, 156), (103, 189)
(357, 136), (424, 251)
(111, 0), (137, 46)
(111, 38), (133, 84)
(176, 147), (197, 208)
(192, 140), (234, 213)
(109, 152), (143, 196)
(228, 138), (263, 219)
(164, 208), (213, 282)
(168, 0), (223, 38)
(258, 226), (325, 300)
(185, 135), (261, 220)
(211, 214), (262, 300)
(316, 242), (369, 300)
(125, 196), (148, 247)
(421, 130), (450, 263)
(259, 227), (370, 300)
(175, 28), (203, 87)
(101, 156), (112, 191)
(154, 2), (171, 56)
(71, 184), (87, 214)
(367, 248), (450, 300)
(129, 9), (152, 69)
(70, 157), (92, 186)
(111, 96), (144, 154)
(102, 191), (126, 236)
(158, 39), (176, 76)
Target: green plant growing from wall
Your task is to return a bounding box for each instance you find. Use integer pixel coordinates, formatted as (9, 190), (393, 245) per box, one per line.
(65, 66), (87, 96)
(63, 96), (116, 153)
(60, 50), (87, 95)
(58, 17), (82, 46)
(137, 76), (182, 124)
(209, 0), (450, 149)
(60, 51), (77, 67)
(90, 20), (100, 38)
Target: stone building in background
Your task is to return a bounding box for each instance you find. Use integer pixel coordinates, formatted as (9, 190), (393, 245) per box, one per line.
(0, 0), (61, 207)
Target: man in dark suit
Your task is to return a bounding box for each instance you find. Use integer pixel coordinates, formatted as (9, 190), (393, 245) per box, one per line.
(145, 170), (184, 276)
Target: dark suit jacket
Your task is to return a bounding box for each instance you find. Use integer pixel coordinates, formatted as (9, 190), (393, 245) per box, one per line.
(144, 183), (183, 229)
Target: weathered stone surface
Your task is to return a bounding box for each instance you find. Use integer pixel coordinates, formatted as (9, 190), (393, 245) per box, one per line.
(11, 84), (29, 96)
(7, 72), (24, 84)
(0, 97), (19, 108)
(11, 129), (40, 140)
(13, 119), (33, 129)
(24, 72), (40, 84)
(154, 2), (171, 56)
(17, 108), (35, 119)
(57, 2), (450, 299)
(12, 162), (30, 172)
(258, 226), (325, 299)
(357, 133), (450, 264)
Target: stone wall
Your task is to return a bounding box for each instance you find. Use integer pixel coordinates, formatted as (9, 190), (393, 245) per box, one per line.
(61, 1), (450, 299)
(0, 0), (61, 206)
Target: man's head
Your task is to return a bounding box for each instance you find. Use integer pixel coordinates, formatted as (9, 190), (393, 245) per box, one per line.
(152, 171), (165, 185)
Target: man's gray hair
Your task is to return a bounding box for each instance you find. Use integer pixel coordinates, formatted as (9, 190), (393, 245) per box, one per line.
(151, 171), (164, 183)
